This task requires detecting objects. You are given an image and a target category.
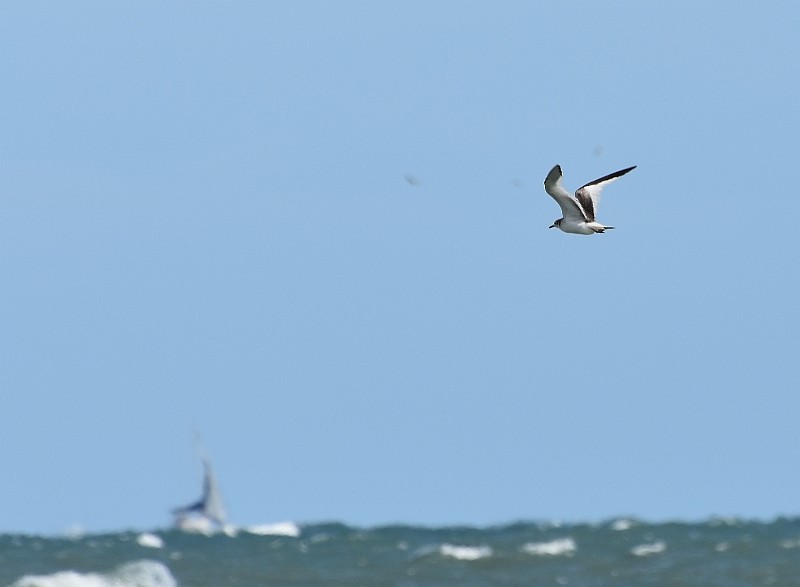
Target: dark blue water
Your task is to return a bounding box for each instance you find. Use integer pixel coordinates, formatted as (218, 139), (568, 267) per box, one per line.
(4, 518), (800, 586)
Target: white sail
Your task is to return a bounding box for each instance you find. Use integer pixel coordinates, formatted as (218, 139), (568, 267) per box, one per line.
(199, 457), (226, 525)
(173, 453), (228, 533)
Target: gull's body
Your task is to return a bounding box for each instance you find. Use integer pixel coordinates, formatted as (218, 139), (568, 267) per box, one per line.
(544, 164), (636, 235)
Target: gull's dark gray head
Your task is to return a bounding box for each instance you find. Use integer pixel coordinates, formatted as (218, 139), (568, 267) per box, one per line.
(549, 219), (561, 229)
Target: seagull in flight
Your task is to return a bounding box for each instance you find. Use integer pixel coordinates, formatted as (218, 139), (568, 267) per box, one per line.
(544, 164), (636, 234)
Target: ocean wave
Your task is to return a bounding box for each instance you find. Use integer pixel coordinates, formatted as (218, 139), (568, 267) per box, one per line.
(438, 543), (493, 561)
(630, 541), (667, 556)
(136, 533), (164, 549)
(521, 537), (576, 556)
(10, 560), (176, 587)
(610, 518), (637, 531)
(242, 521), (301, 537)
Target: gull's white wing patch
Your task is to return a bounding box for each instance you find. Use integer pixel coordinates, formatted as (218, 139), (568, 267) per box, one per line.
(574, 165), (636, 221)
(544, 164), (588, 222)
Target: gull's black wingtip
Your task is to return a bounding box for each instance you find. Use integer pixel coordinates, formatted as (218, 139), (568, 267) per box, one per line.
(611, 165), (636, 177)
(583, 165), (637, 187)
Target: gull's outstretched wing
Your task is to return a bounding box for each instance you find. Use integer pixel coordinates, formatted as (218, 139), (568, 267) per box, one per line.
(574, 166), (636, 221)
(544, 164), (588, 222)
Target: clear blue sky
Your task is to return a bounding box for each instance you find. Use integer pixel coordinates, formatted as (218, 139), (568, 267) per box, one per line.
(2, 2), (798, 535)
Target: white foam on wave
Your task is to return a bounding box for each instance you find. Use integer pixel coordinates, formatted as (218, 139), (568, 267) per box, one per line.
(630, 541), (666, 556)
(175, 518), (238, 537)
(10, 560), (176, 587)
(521, 537), (576, 556)
(610, 518), (635, 531)
(243, 521), (301, 537)
(439, 543), (493, 561)
(136, 533), (164, 549)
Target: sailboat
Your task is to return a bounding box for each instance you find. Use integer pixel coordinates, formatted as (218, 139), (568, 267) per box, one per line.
(171, 438), (301, 538)
(172, 455), (231, 535)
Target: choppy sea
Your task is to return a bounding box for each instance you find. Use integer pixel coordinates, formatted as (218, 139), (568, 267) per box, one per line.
(3, 518), (800, 587)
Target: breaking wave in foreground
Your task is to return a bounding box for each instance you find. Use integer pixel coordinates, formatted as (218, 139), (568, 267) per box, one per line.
(3, 518), (800, 586)
(10, 560), (175, 587)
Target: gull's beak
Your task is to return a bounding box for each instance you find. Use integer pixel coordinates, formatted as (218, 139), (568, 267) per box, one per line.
(548, 224), (556, 229)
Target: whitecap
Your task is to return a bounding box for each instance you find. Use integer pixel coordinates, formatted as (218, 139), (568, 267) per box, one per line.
(11, 570), (108, 587)
(779, 538), (800, 549)
(112, 561), (176, 587)
(611, 518), (635, 531)
(631, 541), (666, 556)
(136, 533), (164, 549)
(10, 560), (176, 587)
(243, 521), (301, 537)
(521, 537), (576, 556)
(439, 543), (493, 561)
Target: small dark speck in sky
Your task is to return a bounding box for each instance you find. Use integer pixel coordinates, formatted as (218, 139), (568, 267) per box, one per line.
(404, 173), (421, 186)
